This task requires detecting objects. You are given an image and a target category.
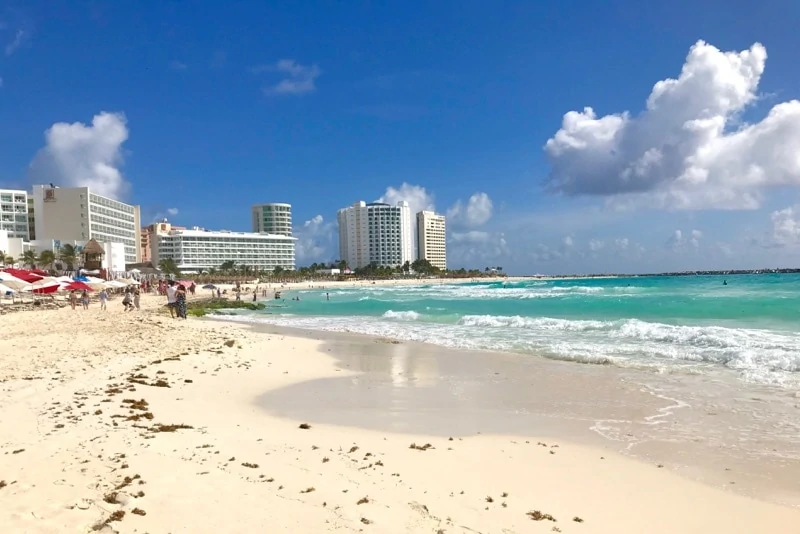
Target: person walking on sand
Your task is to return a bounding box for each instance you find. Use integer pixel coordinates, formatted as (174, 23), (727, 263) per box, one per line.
(166, 280), (178, 318)
(133, 286), (141, 311)
(122, 288), (134, 312)
(175, 283), (187, 319)
(69, 290), (78, 310)
(99, 288), (108, 310)
(81, 290), (90, 310)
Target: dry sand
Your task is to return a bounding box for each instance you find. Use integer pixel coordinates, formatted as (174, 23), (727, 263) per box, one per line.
(1, 292), (799, 533)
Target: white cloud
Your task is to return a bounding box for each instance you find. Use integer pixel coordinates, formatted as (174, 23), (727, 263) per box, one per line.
(588, 239), (605, 252)
(562, 235), (574, 247)
(259, 59), (321, 95)
(28, 111), (130, 200)
(169, 60), (188, 71)
(545, 40), (800, 210)
(295, 214), (335, 263)
(166, 207), (179, 216)
(377, 183), (435, 215)
(666, 229), (703, 250)
(769, 206), (800, 247)
(446, 192), (493, 227)
(4, 29), (24, 56)
(615, 237), (630, 250)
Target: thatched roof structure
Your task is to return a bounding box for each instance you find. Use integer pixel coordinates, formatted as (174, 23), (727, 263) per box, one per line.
(82, 238), (105, 256)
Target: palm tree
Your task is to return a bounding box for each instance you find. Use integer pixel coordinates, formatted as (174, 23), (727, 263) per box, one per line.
(21, 249), (38, 269)
(1, 251), (13, 266)
(219, 260), (236, 272)
(38, 250), (56, 271)
(59, 244), (77, 270)
(158, 258), (181, 276)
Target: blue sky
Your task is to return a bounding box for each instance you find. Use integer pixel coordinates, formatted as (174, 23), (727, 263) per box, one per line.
(2, 1), (800, 274)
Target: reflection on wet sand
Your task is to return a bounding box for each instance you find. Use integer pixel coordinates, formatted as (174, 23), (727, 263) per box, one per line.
(254, 325), (800, 506)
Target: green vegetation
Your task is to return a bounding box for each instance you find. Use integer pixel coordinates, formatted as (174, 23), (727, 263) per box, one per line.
(158, 258), (181, 276)
(59, 244), (77, 270)
(185, 298), (266, 317)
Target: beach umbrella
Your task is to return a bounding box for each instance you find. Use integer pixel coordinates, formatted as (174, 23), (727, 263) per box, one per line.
(2, 268), (44, 283)
(202, 284), (217, 289)
(64, 281), (94, 292)
(0, 271), (31, 291)
(73, 275), (90, 282)
(29, 280), (61, 294)
(0, 282), (15, 294)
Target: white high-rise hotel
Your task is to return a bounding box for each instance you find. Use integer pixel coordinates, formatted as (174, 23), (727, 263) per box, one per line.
(32, 185), (142, 263)
(417, 210), (446, 270)
(337, 201), (415, 269)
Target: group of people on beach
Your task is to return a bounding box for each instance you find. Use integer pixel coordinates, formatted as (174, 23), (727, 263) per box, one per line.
(69, 286), (141, 311)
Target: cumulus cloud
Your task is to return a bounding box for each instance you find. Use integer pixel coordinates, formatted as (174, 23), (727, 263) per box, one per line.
(28, 111), (130, 200)
(666, 229), (703, 250)
(446, 192), (493, 227)
(545, 40), (800, 210)
(257, 59), (321, 95)
(769, 206), (800, 247)
(377, 183), (435, 215)
(295, 214), (335, 263)
(562, 235), (574, 247)
(166, 207), (179, 216)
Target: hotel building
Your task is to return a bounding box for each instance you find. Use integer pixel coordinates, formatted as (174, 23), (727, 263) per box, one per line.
(416, 211), (447, 270)
(252, 203), (292, 236)
(151, 227), (296, 272)
(32, 185), (142, 264)
(141, 220), (187, 263)
(337, 201), (414, 269)
(0, 189), (31, 240)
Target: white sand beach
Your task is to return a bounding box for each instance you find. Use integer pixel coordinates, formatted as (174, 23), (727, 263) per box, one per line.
(1, 292), (799, 533)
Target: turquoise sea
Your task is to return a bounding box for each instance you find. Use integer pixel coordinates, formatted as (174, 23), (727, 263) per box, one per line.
(223, 274), (800, 388)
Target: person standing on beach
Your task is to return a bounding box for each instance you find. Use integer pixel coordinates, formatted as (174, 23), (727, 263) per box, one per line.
(133, 286), (141, 311)
(99, 288), (108, 311)
(69, 290), (78, 310)
(175, 283), (187, 319)
(166, 281), (178, 318)
(81, 290), (89, 310)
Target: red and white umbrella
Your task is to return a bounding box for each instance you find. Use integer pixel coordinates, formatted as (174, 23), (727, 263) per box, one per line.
(1, 268), (44, 283)
(28, 277), (61, 294)
(0, 271), (31, 291)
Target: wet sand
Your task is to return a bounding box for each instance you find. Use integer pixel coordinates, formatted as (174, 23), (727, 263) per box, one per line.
(254, 324), (800, 507)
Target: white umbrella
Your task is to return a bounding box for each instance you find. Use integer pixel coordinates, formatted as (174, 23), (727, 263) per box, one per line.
(0, 272), (32, 291)
(105, 280), (127, 288)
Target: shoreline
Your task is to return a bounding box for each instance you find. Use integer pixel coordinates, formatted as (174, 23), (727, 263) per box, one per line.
(1, 298), (799, 533)
(216, 319), (800, 508)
